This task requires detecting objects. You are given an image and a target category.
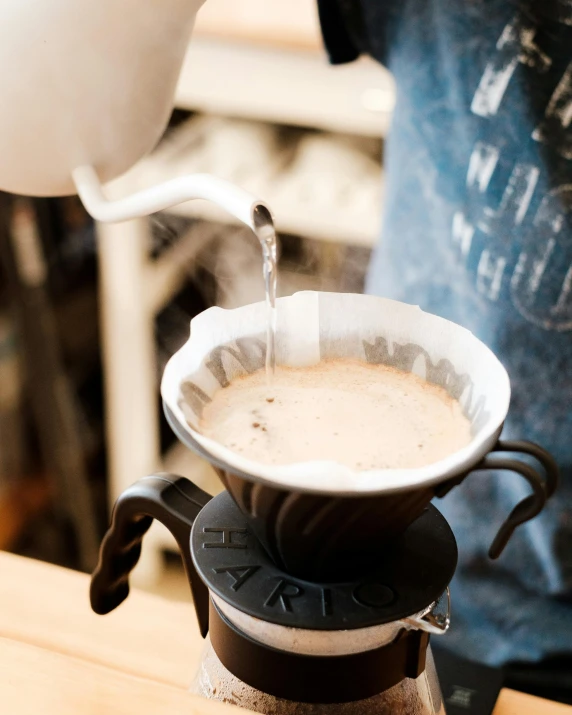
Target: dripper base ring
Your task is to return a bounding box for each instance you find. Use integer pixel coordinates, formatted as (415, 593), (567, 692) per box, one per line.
(190, 491), (458, 631)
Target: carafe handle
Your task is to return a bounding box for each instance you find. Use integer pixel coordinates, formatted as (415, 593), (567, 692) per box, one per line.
(90, 473), (212, 637)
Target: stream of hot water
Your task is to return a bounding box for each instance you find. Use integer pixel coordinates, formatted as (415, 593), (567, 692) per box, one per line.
(253, 206), (277, 396)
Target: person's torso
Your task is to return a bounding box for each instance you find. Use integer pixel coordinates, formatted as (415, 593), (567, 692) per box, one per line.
(320, 0), (572, 664)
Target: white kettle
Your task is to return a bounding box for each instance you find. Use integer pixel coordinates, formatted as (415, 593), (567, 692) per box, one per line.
(0, 0), (268, 227)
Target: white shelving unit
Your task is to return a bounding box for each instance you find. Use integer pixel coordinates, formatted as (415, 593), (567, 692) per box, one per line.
(112, 113), (385, 248)
(176, 38), (394, 139)
(98, 18), (395, 587)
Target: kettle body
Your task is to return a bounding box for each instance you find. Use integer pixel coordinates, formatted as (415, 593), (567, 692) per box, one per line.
(0, 0), (204, 197)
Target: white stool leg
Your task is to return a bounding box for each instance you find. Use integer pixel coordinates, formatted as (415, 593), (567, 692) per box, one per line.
(96, 216), (163, 589)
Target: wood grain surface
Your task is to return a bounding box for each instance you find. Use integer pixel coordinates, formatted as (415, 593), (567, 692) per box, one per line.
(0, 551), (570, 714)
(0, 637), (242, 715)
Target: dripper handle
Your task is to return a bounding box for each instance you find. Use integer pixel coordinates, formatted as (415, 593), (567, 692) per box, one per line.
(90, 473), (212, 637)
(474, 439), (559, 559)
(491, 440), (559, 497)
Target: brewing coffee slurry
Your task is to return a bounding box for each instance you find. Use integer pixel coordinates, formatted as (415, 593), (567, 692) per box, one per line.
(199, 359), (472, 470)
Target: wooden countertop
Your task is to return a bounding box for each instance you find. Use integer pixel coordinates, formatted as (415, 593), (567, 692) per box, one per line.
(1, 551), (570, 714)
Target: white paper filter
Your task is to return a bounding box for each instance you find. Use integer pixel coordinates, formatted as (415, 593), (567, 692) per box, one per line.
(161, 291), (510, 494)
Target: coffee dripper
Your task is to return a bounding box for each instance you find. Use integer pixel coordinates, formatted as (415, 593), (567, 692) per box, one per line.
(90, 292), (558, 714)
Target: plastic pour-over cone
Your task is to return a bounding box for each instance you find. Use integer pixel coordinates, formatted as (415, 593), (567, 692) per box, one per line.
(161, 292), (541, 580)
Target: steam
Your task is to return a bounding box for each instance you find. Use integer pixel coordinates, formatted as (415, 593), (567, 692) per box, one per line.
(152, 214), (372, 383)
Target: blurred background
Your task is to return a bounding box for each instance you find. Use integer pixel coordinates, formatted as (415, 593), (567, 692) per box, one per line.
(0, 0), (394, 599)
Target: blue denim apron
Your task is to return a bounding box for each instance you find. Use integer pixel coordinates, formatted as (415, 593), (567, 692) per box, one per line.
(318, 0), (572, 666)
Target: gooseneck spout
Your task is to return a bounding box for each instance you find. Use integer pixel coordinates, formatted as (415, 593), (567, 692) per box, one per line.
(72, 164), (272, 232)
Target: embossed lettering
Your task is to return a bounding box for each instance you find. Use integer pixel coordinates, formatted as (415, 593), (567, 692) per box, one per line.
(213, 565), (260, 591)
(265, 580), (304, 612)
(203, 527), (248, 549)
